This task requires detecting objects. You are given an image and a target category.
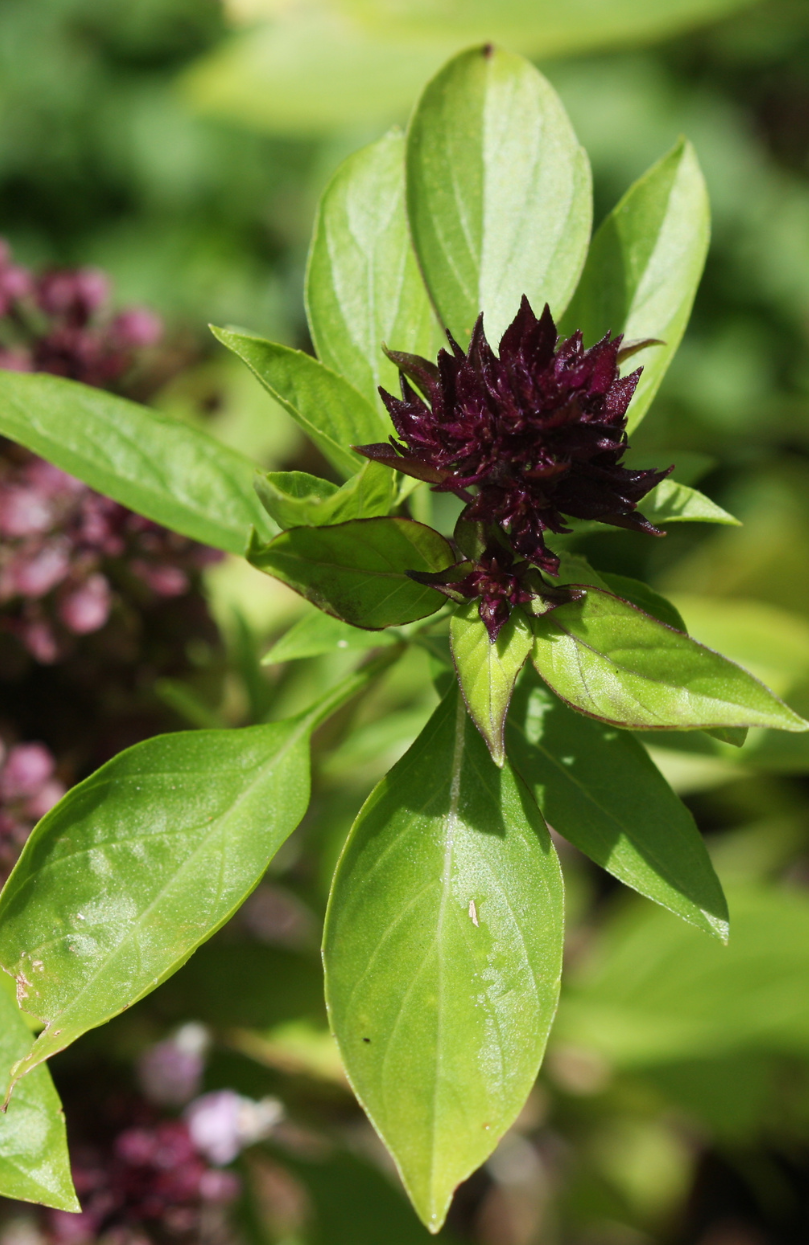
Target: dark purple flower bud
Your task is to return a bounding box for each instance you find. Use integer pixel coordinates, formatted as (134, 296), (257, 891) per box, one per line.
(359, 297), (672, 576)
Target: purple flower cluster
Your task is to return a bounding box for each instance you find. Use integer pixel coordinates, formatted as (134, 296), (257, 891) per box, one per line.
(0, 240), (161, 387)
(359, 297), (669, 579)
(0, 741), (65, 882)
(0, 451), (221, 664)
(48, 1117), (240, 1244)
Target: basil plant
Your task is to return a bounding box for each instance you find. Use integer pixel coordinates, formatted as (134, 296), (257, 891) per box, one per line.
(0, 45), (804, 1234)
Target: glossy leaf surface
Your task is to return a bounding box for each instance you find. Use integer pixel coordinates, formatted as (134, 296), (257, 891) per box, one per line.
(256, 460), (395, 529)
(563, 138), (710, 433)
(248, 517), (453, 628)
(640, 477), (739, 526)
(212, 328), (384, 479)
(0, 370), (272, 554)
(306, 130), (443, 413)
(0, 668), (384, 1092)
(530, 589), (808, 732)
(406, 46), (591, 345)
(0, 982), (77, 1211)
(324, 688), (564, 1231)
(508, 672), (728, 939)
(450, 603), (533, 765)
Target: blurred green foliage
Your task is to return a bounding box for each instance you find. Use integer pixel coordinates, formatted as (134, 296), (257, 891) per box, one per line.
(5, 0), (809, 1242)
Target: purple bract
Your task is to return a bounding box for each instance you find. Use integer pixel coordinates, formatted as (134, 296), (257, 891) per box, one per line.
(358, 296), (670, 576)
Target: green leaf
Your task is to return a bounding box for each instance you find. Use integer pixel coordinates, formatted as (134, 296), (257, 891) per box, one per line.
(324, 687), (563, 1232)
(406, 45), (591, 345)
(0, 370), (272, 555)
(556, 885), (809, 1068)
(562, 138), (710, 433)
(0, 980), (77, 1211)
(306, 130), (443, 414)
(345, 0), (761, 60)
(530, 588), (809, 733)
(248, 517), (453, 629)
(0, 662), (393, 1094)
(264, 608), (398, 664)
(507, 671), (728, 940)
(640, 477), (739, 526)
(450, 603), (533, 765)
(256, 460), (395, 529)
(598, 573), (686, 632)
(212, 327), (386, 479)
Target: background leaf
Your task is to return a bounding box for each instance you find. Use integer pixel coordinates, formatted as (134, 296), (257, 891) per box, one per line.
(255, 461), (395, 529)
(406, 45), (592, 345)
(556, 886), (809, 1068)
(0, 981), (77, 1212)
(212, 328), (386, 478)
(0, 667), (383, 1092)
(562, 138), (710, 433)
(324, 687), (564, 1231)
(0, 370), (273, 554)
(450, 603), (533, 765)
(263, 609), (398, 663)
(306, 130), (444, 414)
(248, 517), (452, 628)
(508, 672), (728, 939)
(530, 589), (808, 732)
(640, 477), (739, 526)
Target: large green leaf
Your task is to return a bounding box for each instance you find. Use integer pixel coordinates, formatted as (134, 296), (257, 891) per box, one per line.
(530, 588), (808, 732)
(212, 328), (386, 479)
(0, 981), (77, 1211)
(306, 130), (443, 414)
(0, 662), (393, 1094)
(248, 517), (453, 628)
(345, 0), (760, 58)
(0, 370), (272, 554)
(255, 460), (395, 529)
(508, 672), (728, 940)
(450, 603), (533, 765)
(324, 687), (564, 1231)
(562, 139), (710, 433)
(181, 3), (757, 138)
(406, 46), (591, 345)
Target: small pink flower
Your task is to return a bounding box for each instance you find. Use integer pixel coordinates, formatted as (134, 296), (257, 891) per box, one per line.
(58, 573), (112, 634)
(11, 540), (71, 596)
(0, 742), (55, 800)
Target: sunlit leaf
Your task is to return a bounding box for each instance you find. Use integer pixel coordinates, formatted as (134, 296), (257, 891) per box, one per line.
(450, 602), (533, 764)
(0, 662), (393, 1094)
(562, 138), (710, 433)
(306, 130), (443, 413)
(248, 517), (453, 628)
(406, 45), (591, 345)
(324, 687), (563, 1231)
(508, 671), (728, 940)
(212, 327), (386, 478)
(530, 589), (808, 732)
(0, 370), (272, 554)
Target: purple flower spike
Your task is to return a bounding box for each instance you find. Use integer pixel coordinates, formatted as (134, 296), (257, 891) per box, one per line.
(359, 296), (671, 575)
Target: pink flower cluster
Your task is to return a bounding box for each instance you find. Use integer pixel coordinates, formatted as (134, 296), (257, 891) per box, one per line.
(0, 452), (221, 663)
(0, 240), (161, 387)
(0, 741), (65, 881)
(48, 1117), (240, 1244)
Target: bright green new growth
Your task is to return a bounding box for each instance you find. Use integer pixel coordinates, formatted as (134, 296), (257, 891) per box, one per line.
(0, 39), (804, 1234)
